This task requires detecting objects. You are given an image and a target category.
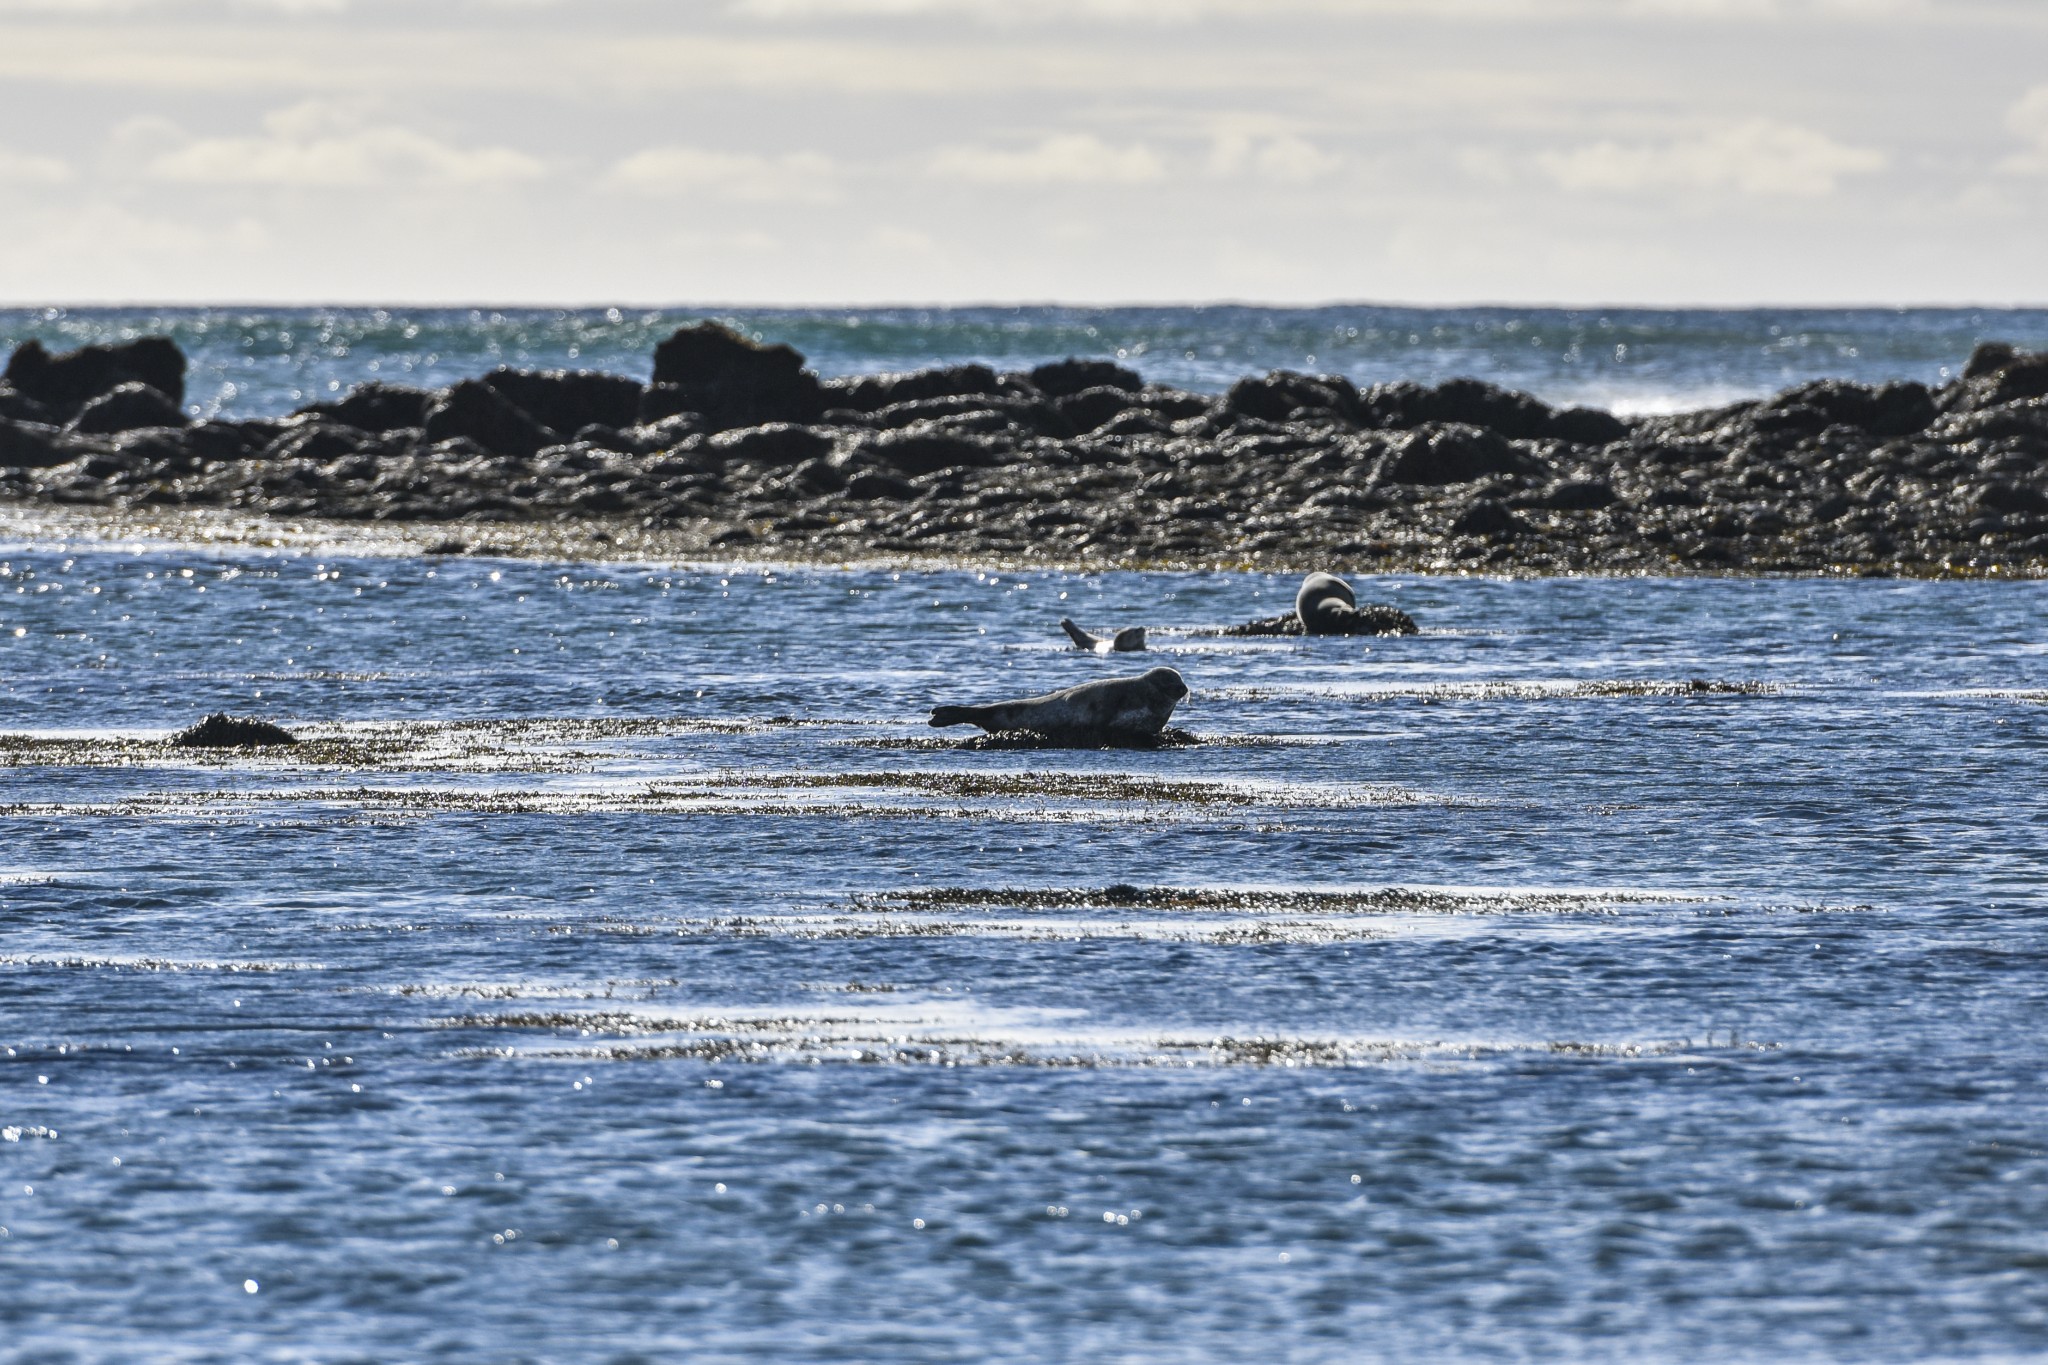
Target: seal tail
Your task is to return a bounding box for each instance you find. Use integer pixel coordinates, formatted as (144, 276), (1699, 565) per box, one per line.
(1059, 618), (1100, 650)
(930, 704), (986, 729)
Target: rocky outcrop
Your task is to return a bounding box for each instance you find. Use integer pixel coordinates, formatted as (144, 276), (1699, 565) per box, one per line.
(5, 331), (2047, 575)
(3, 336), (186, 420)
(170, 713), (298, 748)
(649, 321), (826, 432)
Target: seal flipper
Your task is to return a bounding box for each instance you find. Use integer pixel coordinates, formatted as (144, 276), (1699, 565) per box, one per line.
(1059, 618), (1103, 650)
(930, 704), (984, 729)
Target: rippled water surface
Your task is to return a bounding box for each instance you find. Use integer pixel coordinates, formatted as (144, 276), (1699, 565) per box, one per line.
(8, 304), (2048, 421)
(2, 545), (2047, 1362)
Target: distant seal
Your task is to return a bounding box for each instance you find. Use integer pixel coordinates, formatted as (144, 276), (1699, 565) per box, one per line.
(930, 667), (1188, 738)
(1294, 573), (1417, 636)
(170, 713), (298, 748)
(1059, 618), (1147, 653)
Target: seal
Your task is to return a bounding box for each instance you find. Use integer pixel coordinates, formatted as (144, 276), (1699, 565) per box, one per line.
(1059, 618), (1147, 653)
(1294, 572), (1417, 636)
(930, 667), (1189, 738)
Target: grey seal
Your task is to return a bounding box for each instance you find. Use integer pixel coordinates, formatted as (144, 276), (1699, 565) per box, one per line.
(1059, 618), (1147, 653)
(1294, 572), (1417, 636)
(930, 667), (1188, 738)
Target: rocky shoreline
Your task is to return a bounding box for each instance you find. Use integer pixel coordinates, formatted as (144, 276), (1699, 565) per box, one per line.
(3, 325), (2045, 575)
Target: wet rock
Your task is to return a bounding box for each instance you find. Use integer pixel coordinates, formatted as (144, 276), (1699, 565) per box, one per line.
(0, 419), (78, 469)
(1028, 358), (1142, 399)
(0, 385), (56, 425)
(1450, 499), (1529, 539)
(707, 423), (835, 466)
(1525, 478), (1617, 510)
(260, 422), (374, 464)
(4, 335), (185, 418)
(69, 382), (189, 435)
(482, 367), (643, 436)
(1378, 423), (1540, 485)
(822, 364), (1001, 413)
(650, 321), (826, 432)
(294, 382), (434, 433)
(861, 427), (1002, 477)
(1976, 482), (2048, 516)
(1225, 372), (1359, 425)
(1058, 385), (1145, 434)
(170, 713), (298, 748)
(423, 379), (557, 458)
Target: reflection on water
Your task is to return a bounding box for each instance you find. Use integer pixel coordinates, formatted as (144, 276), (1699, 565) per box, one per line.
(1, 545), (2046, 1361)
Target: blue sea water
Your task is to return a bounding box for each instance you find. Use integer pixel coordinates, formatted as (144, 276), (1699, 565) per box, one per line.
(6, 304), (2048, 422)
(2, 545), (2046, 1362)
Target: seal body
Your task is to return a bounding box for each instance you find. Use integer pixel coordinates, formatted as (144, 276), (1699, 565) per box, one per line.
(1294, 573), (1417, 636)
(930, 667), (1188, 737)
(1059, 618), (1147, 653)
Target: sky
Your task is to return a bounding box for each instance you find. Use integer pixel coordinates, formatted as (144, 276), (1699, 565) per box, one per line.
(1, 0), (2045, 306)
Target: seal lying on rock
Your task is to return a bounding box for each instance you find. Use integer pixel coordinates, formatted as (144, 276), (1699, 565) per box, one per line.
(1216, 574), (1418, 637)
(1059, 618), (1147, 653)
(170, 713), (298, 748)
(930, 667), (1188, 739)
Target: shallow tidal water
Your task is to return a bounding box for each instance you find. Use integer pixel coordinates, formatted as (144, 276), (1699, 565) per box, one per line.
(2, 544), (2047, 1362)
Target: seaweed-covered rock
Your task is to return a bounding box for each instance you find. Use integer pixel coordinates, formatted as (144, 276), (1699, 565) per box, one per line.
(295, 382), (435, 434)
(822, 364), (1001, 413)
(3, 335), (186, 418)
(1379, 423), (1539, 485)
(69, 382), (188, 435)
(650, 322), (825, 432)
(1225, 371), (1359, 425)
(481, 368), (643, 436)
(1029, 358), (1142, 399)
(0, 419), (77, 469)
(706, 423), (834, 466)
(423, 379), (556, 458)
(170, 713), (298, 748)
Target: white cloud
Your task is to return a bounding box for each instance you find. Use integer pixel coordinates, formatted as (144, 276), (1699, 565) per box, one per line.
(144, 101), (545, 187)
(605, 146), (836, 201)
(928, 133), (1166, 183)
(1208, 132), (1340, 182)
(1536, 119), (1886, 197)
(2000, 84), (2048, 174)
(0, 145), (71, 183)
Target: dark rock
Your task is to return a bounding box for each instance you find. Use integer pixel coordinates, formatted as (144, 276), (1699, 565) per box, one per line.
(0, 385), (55, 425)
(4, 335), (186, 417)
(295, 382), (434, 433)
(1058, 385), (1144, 434)
(1527, 479), (1617, 510)
(69, 382), (189, 435)
(1378, 423), (1540, 485)
(650, 322), (825, 432)
(1450, 499), (1529, 539)
(1225, 371), (1359, 425)
(170, 713), (298, 749)
(0, 419), (77, 469)
(707, 423), (834, 466)
(1550, 407), (1631, 446)
(822, 364), (1001, 413)
(1976, 483), (2048, 516)
(1029, 358), (1142, 399)
(862, 428), (1001, 477)
(1361, 378), (1555, 442)
(843, 470), (918, 501)
(1964, 341), (2018, 379)
(423, 379), (556, 458)
(1753, 380), (1935, 438)
(261, 422), (373, 464)
(482, 367), (643, 436)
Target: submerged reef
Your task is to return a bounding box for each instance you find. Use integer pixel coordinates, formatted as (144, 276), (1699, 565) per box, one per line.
(3, 328), (2046, 574)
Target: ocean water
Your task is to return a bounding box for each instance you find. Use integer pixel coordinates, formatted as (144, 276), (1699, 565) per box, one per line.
(7, 304), (2048, 423)
(2, 545), (2046, 1362)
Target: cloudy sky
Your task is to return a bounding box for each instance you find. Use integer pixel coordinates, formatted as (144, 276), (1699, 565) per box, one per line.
(1, 0), (2045, 305)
